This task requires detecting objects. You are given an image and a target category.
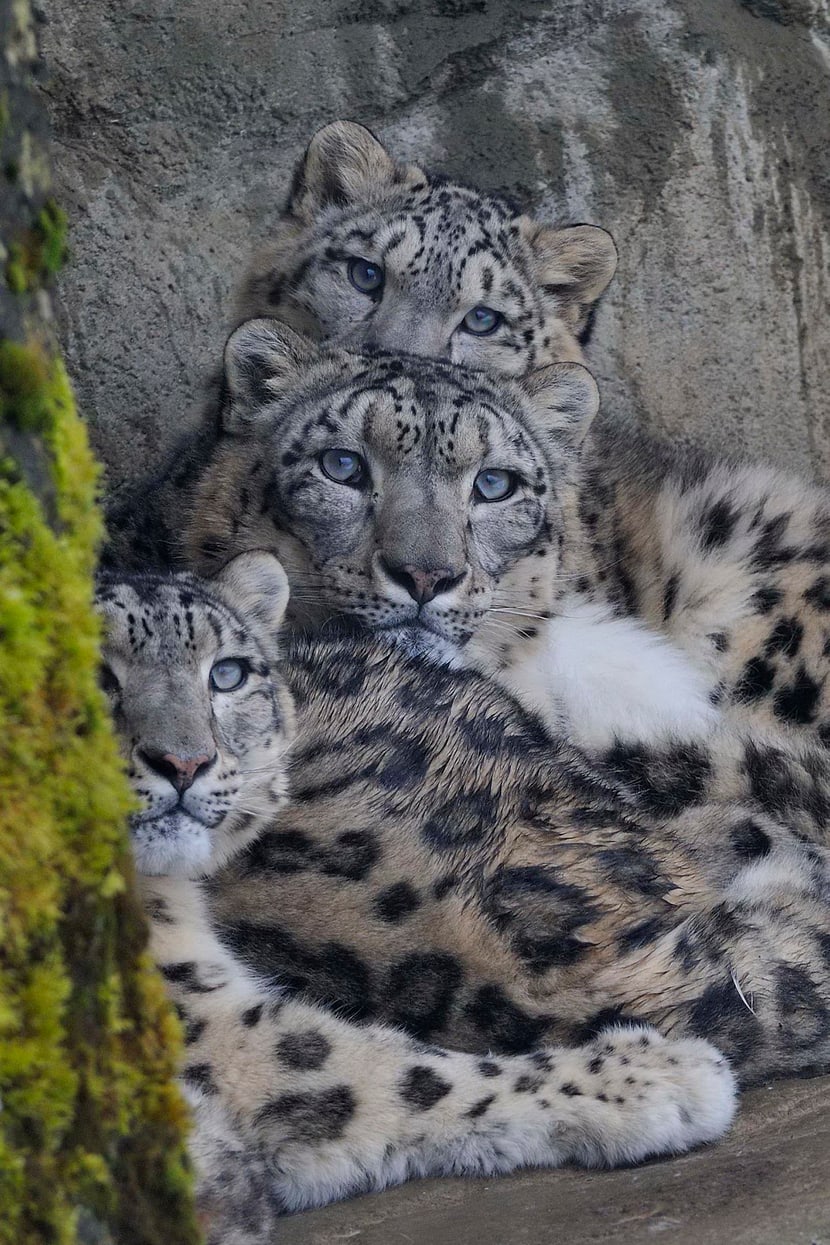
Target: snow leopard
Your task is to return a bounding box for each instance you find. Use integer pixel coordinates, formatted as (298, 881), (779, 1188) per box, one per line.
(114, 319), (825, 763)
(227, 122), (830, 751)
(96, 551), (830, 1245)
(108, 123), (830, 760)
(98, 553), (739, 1240)
(238, 119), (618, 374)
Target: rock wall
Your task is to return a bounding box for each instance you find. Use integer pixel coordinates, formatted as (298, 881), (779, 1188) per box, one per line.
(0, 4), (199, 1242)
(40, 0), (830, 489)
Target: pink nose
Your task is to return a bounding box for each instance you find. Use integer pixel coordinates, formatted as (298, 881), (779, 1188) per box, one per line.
(380, 559), (464, 606)
(140, 749), (215, 794)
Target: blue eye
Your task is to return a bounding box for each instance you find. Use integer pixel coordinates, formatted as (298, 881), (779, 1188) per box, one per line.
(210, 659), (248, 692)
(461, 306), (502, 336)
(320, 448), (366, 486)
(474, 469), (516, 502)
(348, 257), (384, 296)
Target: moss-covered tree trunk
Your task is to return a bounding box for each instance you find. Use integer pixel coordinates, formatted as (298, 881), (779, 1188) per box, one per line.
(0, 5), (201, 1243)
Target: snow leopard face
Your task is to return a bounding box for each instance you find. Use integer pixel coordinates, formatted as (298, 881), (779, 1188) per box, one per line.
(238, 121), (617, 377)
(184, 320), (599, 660)
(97, 553), (294, 877)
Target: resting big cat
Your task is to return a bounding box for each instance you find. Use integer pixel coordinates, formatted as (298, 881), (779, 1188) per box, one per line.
(106, 123), (830, 756)
(239, 119), (618, 373)
(101, 555), (740, 1237)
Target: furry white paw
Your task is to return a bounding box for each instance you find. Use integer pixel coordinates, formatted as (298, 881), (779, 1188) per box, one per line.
(508, 598), (720, 749)
(566, 1024), (736, 1166)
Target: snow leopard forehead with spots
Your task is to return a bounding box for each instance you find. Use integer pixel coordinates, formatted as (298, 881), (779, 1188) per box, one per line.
(238, 121), (617, 376)
(97, 553), (295, 878)
(184, 320), (599, 657)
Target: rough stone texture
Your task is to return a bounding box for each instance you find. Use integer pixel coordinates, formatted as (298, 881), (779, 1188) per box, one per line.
(39, 0), (830, 491)
(0, 5), (198, 1242)
(34, 0), (830, 1238)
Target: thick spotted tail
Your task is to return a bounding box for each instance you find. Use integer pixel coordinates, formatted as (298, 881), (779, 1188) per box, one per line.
(591, 845), (830, 1087)
(596, 721), (830, 850)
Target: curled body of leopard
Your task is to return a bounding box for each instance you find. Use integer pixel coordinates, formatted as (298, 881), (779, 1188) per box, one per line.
(99, 556), (736, 1234)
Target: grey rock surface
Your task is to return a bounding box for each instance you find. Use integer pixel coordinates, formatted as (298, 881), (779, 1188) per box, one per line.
(39, 0), (830, 491)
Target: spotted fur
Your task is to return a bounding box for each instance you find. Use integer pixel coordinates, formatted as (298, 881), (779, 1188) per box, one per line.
(566, 436), (830, 750)
(100, 557), (737, 1236)
(239, 120), (618, 374)
(105, 312), (830, 761)
(102, 121), (616, 577)
(207, 625), (830, 1088)
(105, 123), (830, 756)
(106, 322), (599, 669)
(103, 558), (829, 1086)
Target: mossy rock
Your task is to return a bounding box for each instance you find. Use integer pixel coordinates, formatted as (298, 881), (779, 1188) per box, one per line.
(4, 198), (68, 294)
(0, 339), (201, 1245)
(0, 4), (201, 1243)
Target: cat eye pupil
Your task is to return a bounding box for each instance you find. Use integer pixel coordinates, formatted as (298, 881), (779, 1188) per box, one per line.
(99, 663), (120, 695)
(210, 659), (247, 692)
(474, 469), (515, 502)
(462, 305), (502, 336)
(320, 448), (366, 486)
(348, 257), (384, 296)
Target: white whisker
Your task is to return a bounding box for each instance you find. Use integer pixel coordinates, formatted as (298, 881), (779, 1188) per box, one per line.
(488, 607), (550, 622)
(480, 618), (531, 640)
(730, 968), (756, 1014)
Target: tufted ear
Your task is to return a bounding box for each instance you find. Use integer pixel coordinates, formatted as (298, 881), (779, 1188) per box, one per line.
(287, 120), (416, 222)
(211, 551), (291, 645)
(521, 362), (600, 450)
(520, 221), (617, 326)
(222, 318), (318, 433)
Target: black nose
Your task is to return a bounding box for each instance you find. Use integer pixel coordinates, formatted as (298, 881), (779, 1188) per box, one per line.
(380, 559), (465, 606)
(139, 749), (216, 794)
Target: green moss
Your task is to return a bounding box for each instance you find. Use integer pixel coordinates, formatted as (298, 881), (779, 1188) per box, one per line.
(4, 200), (68, 292)
(0, 339), (52, 430)
(36, 200), (69, 274)
(0, 340), (201, 1245)
(5, 253), (26, 293)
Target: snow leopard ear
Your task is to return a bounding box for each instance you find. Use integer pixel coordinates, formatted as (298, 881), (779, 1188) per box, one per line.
(211, 551), (291, 644)
(222, 318), (318, 432)
(287, 121), (419, 221)
(521, 362), (600, 450)
(520, 221), (618, 327)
